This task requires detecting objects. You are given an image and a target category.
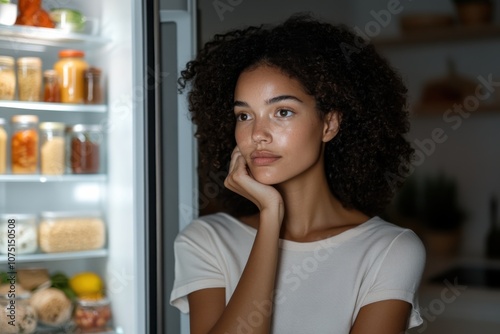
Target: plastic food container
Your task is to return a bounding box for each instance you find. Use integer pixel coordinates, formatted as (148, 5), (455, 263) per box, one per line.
(74, 297), (113, 332)
(39, 122), (65, 175)
(68, 124), (102, 174)
(39, 212), (105, 253)
(0, 292), (37, 334)
(0, 56), (15, 100)
(0, 214), (38, 254)
(11, 115), (39, 174)
(17, 57), (42, 102)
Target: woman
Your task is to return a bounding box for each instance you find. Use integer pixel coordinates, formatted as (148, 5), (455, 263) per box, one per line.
(170, 14), (426, 334)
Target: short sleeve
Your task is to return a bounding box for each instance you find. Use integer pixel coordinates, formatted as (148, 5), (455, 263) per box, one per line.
(361, 229), (426, 329)
(169, 221), (226, 313)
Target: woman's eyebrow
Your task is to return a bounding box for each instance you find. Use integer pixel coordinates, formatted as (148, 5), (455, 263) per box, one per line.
(234, 95), (303, 108)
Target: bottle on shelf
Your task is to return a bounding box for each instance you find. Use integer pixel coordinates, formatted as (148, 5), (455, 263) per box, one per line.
(54, 50), (88, 104)
(68, 124), (102, 174)
(11, 115), (39, 174)
(0, 118), (6, 174)
(17, 57), (42, 102)
(40, 122), (65, 175)
(0, 56), (16, 100)
(43, 69), (61, 103)
(84, 67), (103, 104)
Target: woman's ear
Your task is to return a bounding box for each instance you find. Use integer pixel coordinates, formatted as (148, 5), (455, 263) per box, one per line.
(322, 111), (340, 142)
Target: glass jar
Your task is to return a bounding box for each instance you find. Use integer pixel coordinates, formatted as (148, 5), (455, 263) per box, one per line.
(0, 56), (16, 100)
(84, 67), (103, 104)
(0, 118), (6, 174)
(11, 115), (38, 174)
(17, 57), (42, 102)
(39, 212), (105, 253)
(54, 50), (88, 104)
(68, 124), (102, 174)
(74, 297), (113, 332)
(43, 69), (60, 102)
(0, 292), (37, 334)
(0, 214), (38, 254)
(40, 122), (65, 175)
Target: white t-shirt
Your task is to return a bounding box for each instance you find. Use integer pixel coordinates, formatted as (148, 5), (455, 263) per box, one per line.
(170, 212), (426, 333)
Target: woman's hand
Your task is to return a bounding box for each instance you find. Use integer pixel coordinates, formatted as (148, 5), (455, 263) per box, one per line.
(224, 147), (284, 222)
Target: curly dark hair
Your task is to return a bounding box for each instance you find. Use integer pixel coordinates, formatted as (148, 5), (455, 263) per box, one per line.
(179, 13), (414, 218)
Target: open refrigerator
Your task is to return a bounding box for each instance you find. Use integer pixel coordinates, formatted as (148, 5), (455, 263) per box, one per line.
(0, 0), (197, 333)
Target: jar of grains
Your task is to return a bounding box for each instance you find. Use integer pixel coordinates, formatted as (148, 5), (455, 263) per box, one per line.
(11, 115), (39, 174)
(0, 213), (38, 254)
(68, 124), (102, 174)
(40, 122), (65, 175)
(54, 50), (88, 103)
(0, 292), (37, 334)
(0, 118), (6, 174)
(17, 57), (42, 101)
(0, 56), (16, 100)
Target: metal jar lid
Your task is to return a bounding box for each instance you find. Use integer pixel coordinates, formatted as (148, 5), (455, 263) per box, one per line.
(67, 124), (102, 133)
(0, 56), (14, 66)
(39, 122), (65, 131)
(11, 115), (39, 124)
(16, 57), (42, 67)
(0, 118), (5, 126)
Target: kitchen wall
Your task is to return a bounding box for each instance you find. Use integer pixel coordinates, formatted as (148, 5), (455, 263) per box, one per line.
(197, 0), (500, 257)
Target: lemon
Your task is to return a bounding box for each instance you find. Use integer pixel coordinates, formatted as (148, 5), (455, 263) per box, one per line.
(69, 272), (104, 298)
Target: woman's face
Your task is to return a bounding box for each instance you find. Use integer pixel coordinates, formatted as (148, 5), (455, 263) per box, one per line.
(233, 65), (338, 186)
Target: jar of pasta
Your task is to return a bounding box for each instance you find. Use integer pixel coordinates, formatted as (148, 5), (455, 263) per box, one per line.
(0, 292), (37, 334)
(11, 115), (38, 174)
(17, 57), (42, 102)
(40, 122), (65, 175)
(0, 213), (38, 254)
(54, 50), (88, 104)
(0, 56), (15, 100)
(68, 124), (102, 174)
(0, 118), (6, 174)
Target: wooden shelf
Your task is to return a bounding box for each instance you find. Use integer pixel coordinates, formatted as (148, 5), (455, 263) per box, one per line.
(372, 24), (500, 47)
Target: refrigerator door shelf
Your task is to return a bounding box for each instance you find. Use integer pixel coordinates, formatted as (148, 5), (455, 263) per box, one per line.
(0, 249), (108, 264)
(0, 100), (107, 113)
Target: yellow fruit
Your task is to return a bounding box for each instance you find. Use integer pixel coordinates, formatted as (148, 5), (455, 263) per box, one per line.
(69, 272), (103, 298)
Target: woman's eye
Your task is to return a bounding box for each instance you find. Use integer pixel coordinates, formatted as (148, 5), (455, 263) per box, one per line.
(235, 113), (249, 121)
(276, 109), (294, 118)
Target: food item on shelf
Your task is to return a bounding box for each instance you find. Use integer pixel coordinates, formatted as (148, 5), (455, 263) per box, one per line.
(54, 49), (88, 103)
(40, 122), (65, 175)
(43, 69), (60, 102)
(17, 268), (51, 291)
(39, 212), (106, 253)
(69, 272), (104, 299)
(84, 67), (103, 104)
(74, 297), (112, 332)
(15, 0), (55, 28)
(49, 8), (86, 32)
(0, 56), (16, 100)
(68, 124), (102, 174)
(0, 1), (18, 26)
(11, 115), (39, 174)
(0, 118), (6, 174)
(0, 214), (38, 254)
(0, 290), (37, 334)
(17, 57), (42, 102)
(50, 272), (77, 300)
(30, 287), (72, 326)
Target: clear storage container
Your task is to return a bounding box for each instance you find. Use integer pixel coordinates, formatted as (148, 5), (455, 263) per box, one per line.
(74, 297), (113, 332)
(68, 124), (102, 174)
(0, 118), (6, 174)
(0, 56), (16, 100)
(0, 292), (37, 334)
(39, 212), (105, 253)
(0, 214), (38, 254)
(17, 57), (42, 102)
(11, 115), (39, 174)
(40, 122), (65, 175)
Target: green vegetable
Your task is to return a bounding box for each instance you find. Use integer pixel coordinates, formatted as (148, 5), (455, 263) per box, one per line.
(0, 0), (11, 5)
(50, 272), (77, 301)
(0, 272), (9, 284)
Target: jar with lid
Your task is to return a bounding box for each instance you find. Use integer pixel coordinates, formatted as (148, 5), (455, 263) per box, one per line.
(74, 297), (113, 331)
(0, 214), (38, 254)
(11, 115), (38, 174)
(84, 67), (103, 104)
(17, 57), (42, 102)
(68, 124), (102, 174)
(0, 118), (6, 174)
(0, 292), (37, 334)
(0, 56), (16, 100)
(40, 122), (65, 175)
(54, 50), (88, 104)
(43, 69), (60, 102)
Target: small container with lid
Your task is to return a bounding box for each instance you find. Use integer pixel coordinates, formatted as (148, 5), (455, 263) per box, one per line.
(0, 291), (37, 333)
(43, 69), (61, 102)
(54, 50), (88, 104)
(68, 124), (102, 174)
(11, 115), (38, 174)
(84, 67), (103, 104)
(40, 122), (65, 175)
(0, 213), (38, 254)
(74, 297), (113, 332)
(17, 57), (42, 101)
(0, 118), (6, 174)
(0, 56), (16, 100)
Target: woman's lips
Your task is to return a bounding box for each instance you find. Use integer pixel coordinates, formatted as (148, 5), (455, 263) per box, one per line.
(250, 151), (281, 166)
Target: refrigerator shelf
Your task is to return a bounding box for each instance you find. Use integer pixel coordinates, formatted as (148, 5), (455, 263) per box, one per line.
(0, 249), (108, 264)
(0, 175), (107, 182)
(0, 100), (107, 113)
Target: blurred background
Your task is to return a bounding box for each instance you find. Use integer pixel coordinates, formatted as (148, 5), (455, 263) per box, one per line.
(193, 0), (500, 333)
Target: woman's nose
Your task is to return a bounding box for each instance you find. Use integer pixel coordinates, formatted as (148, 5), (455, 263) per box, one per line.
(251, 117), (272, 144)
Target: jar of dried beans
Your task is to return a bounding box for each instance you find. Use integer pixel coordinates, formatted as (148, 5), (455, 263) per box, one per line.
(17, 57), (42, 102)
(0, 56), (16, 100)
(40, 122), (65, 175)
(68, 124), (102, 174)
(11, 115), (39, 174)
